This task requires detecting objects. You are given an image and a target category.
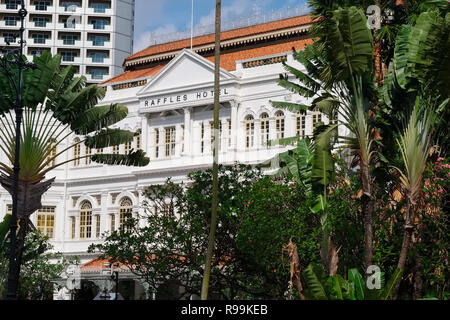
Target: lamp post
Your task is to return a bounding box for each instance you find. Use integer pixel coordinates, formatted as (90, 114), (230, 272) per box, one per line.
(0, 0), (33, 300)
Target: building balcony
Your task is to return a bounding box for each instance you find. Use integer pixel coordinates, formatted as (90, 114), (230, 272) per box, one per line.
(85, 73), (109, 82)
(29, 5), (56, 13)
(85, 23), (112, 32)
(86, 40), (112, 48)
(85, 7), (113, 15)
(55, 39), (82, 47)
(29, 38), (53, 46)
(0, 37), (19, 46)
(0, 21), (20, 28)
(56, 22), (84, 31)
(28, 21), (55, 30)
(56, 6), (83, 15)
(0, 4), (18, 11)
(60, 56), (83, 64)
(85, 57), (112, 65)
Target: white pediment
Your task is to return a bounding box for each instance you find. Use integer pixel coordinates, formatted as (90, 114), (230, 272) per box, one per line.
(137, 49), (237, 96)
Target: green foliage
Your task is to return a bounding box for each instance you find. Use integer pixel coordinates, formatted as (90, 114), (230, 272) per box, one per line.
(0, 229), (77, 300)
(0, 52), (149, 183)
(302, 263), (402, 300)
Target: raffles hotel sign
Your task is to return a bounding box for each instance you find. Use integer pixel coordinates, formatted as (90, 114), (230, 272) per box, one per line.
(143, 88), (231, 108)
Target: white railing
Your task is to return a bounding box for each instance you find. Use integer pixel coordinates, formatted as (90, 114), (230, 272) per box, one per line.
(146, 5), (310, 46)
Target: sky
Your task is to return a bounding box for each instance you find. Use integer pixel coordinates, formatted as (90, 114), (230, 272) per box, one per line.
(133, 0), (310, 53)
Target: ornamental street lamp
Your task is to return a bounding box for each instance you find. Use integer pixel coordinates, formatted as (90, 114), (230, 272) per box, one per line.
(0, 0), (35, 300)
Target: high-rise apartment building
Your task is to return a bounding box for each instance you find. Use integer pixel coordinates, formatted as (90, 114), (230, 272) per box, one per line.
(0, 0), (135, 83)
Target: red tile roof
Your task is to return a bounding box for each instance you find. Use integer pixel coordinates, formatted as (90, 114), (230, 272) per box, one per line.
(102, 64), (165, 85)
(126, 14), (313, 64)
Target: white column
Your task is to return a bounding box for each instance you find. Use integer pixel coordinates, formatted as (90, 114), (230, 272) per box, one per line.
(269, 118), (277, 143)
(255, 119), (261, 150)
(305, 113), (313, 137)
(100, 192), (108, 234)
(205, 121), (212, 154)
(287, 114), (296, 139)
(158, 126), (164, 158)
(230, 101), (239, 152)
(141, 114), (149, 152)
(148, 127), (156, 160)
(183, 107), (192, 156)
(220, 118), (228, 153)
(175, 123), (183, 157)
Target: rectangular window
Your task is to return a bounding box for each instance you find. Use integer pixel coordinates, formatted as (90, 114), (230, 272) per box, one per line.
(124, 141), (131, 154)
(91, 3), (109, 13)
(155, 129), (159, 158)
(200, 123), (205, 154)
(6, 0), (21, 10)
(33, 17), (49, 27)
(91, 19), (108, 30)
(110, 214), (115, 232)
(165, 127), (176, 157)
(61, 34), (78, 45)
(4, 33), (19, 43)
(71, 217), (76, 239)
(4, 16), (19, 26)
(312, 111), (322, 133)
(36, 206), (55, 239)
(95, 215), (101, 238)
(62, 2), (80, 11)
(89, 52), (107, 63)
(79, 212), (92, 239)
(135, 132), (141, 150)
(31, 33), (49, 44)
(85, 147), (91, 165)
(90, 35), (108, 46)
(35, 1), (51, 11)
(296, 113), (306, 138)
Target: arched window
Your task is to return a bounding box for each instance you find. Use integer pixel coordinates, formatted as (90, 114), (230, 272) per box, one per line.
(119, 197), (133, 232)
(260, 113), (269, 146)
(73, 138), (80, 167)
(275, 111), (285, 140)
(79, 201), (92, 239)
(245, 115), (255, 149)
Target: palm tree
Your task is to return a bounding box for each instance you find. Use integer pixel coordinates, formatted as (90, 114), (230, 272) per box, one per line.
(272, 6), (378, 269)
(0, 52), (149, 292)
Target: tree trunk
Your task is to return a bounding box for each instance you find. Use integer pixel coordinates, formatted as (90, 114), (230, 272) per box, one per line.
(394, 196), (416, 299)
(374, 39), (383, 87)
(413, 253), (423, 300)
(0, 174), (54, 297)
(360, 160), (374, 269)
(287, 240), (305, 300)
(201, 0), (221, 300)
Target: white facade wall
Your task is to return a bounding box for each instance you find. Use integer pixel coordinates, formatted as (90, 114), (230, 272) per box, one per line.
(0, 0), (135, 83)
(0, 49), (342, 263)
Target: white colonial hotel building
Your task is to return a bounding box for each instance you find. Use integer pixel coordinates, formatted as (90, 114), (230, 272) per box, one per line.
(1, 13), (340, 298)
